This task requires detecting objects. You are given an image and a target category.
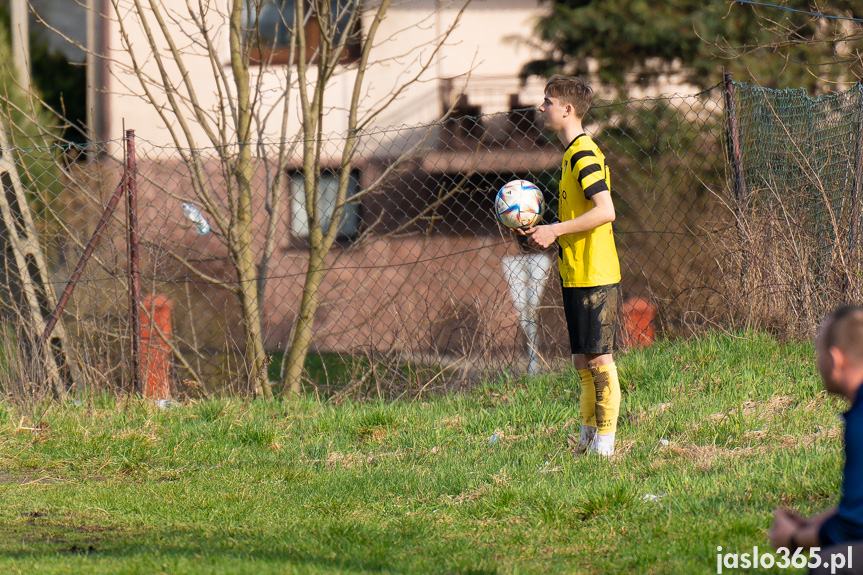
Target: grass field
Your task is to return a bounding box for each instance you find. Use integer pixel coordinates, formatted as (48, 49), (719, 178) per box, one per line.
(0, 331), (845, 574)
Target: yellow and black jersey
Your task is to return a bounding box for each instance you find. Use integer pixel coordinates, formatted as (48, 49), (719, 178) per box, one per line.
(558, 134), (621, 288)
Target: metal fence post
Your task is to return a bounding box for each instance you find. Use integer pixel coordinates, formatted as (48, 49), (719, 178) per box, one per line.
(723, 72), (748, 219)
(41, 178), (127, 347)
(126, 130), (142, 396)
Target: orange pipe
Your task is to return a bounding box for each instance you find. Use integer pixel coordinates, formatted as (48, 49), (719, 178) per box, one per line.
(620, 297), (656, 349)
(140, 295), (173, 399)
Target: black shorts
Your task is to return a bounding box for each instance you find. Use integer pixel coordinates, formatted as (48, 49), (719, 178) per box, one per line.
(561, 283), (620, 355)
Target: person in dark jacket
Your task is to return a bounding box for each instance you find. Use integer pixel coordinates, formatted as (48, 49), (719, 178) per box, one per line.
(769, 305), (863, 574)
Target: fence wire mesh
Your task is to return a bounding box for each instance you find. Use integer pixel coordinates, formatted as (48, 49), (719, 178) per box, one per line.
(5, 86), (732, 399)
(728, 81), (863, 336)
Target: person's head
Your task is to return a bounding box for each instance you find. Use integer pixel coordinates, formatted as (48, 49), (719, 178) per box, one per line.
(538, 76), (593, 138)
(817, 305), (863, 396)
(542, 75), (593, 118)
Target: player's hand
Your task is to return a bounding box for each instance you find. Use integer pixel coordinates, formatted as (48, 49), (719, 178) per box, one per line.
(768, 509), (800, 549)
(781, 509), (806, 526)
(524, 224), (557, 249)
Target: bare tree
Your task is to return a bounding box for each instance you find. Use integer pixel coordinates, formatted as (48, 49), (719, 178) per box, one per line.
(32, 0), (474, 397)
(278, 0), (472, 394)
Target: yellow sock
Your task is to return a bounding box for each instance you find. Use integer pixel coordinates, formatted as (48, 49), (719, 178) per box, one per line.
(577, 369), (596, 428)
(590, 363), (621, 435)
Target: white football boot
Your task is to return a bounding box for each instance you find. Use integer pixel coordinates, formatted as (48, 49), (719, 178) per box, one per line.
(589, 432), (615, 456)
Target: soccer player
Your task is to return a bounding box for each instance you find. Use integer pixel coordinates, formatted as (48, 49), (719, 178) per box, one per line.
(768, 306), (863, 573)
(521, 75), (622, 456)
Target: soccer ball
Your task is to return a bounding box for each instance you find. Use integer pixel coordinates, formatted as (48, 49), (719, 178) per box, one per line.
(494, 180), (545, 230)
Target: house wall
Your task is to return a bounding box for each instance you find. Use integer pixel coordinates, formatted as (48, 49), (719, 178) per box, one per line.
(101, 0), (548, 151)
(119, 144), (565, 361)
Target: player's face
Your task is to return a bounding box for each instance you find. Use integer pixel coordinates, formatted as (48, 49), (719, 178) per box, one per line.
(539, 94), (567, 131)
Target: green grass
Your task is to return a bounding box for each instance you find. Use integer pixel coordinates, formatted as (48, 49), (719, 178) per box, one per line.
(0, 331), (843, 574)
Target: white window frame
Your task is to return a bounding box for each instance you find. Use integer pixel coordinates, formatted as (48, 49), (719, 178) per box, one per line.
(290, 170), (360, 240)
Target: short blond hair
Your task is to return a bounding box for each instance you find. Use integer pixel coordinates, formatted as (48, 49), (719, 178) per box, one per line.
(544, 75), (593, 117)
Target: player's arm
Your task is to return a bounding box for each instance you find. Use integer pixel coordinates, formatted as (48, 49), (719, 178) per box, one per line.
(523, 190), (615, 249)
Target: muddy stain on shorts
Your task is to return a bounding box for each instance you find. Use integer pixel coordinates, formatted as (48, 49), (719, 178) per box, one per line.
(562, 283), (620, 354)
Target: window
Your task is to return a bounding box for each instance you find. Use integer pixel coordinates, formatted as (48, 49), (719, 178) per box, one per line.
(290, 170), (361, 240)
(243, 0), (362, 65)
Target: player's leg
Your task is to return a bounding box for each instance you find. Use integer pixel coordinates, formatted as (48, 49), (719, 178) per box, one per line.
(563, 284), (621, 456)
(562, 287), (596, 453)
(586, 351), (621, 456)
(569, 352), (596, 454)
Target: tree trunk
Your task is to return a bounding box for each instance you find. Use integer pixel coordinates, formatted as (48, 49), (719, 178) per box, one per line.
(282, 247), (326, 394)
(234, 220), (271, 398)
(230, 0), (271, 398)
(280, 0), (392, 397)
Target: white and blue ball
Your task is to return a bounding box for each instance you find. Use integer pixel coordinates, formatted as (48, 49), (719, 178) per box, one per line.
(494, 180), (545, 230)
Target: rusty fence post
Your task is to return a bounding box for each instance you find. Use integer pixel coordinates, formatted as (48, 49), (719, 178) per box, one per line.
(40, 178), (127, 348)
(41, 134), (144, 396)
(723, 71), (752, 290)
(125, 130), (141, 396)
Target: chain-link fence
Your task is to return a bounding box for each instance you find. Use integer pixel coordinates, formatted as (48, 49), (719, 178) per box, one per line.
(726, 81), (863, 337)
(2, 85), (734, 400)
